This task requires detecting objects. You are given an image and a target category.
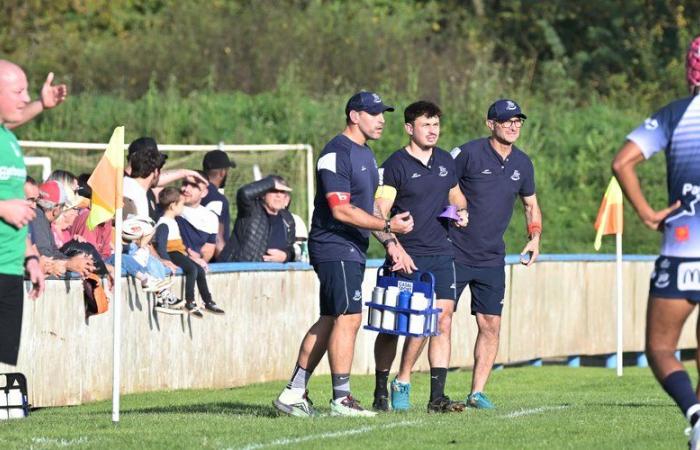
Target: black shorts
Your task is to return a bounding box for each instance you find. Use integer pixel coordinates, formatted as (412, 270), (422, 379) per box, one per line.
(455, 263), (505, 316)
(394, 254), (456, 301)
(314, 261), (365, 316)
(0, 274), (24, 365)
(650, 256), (700, 301)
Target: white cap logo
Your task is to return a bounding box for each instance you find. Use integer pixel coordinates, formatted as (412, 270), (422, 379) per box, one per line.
(644, 118), (659, 130)
(506, 101), (517, 110)
(372, 93), (381, 103)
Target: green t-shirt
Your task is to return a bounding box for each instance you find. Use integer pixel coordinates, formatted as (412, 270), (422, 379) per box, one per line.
(0, 125), (27, 275)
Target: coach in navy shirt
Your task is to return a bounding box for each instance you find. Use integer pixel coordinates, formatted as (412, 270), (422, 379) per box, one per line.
(450, 99), (542, 410)
(274, 91), (414, 418)
(372, 101), (468, 413)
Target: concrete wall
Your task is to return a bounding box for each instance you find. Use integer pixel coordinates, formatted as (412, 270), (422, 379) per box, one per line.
(1, 258), (694, 407)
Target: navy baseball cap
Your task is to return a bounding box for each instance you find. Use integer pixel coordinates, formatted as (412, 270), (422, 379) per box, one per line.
(345, 91), (395, 115)
(487, 99), (527, 121)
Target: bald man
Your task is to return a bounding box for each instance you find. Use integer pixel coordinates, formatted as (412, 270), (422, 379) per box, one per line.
(0, 60), (65, 365)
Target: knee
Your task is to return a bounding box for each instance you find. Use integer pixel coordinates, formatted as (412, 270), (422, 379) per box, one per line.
(438, 312), (453, 334)
(478, 319), (500, 340)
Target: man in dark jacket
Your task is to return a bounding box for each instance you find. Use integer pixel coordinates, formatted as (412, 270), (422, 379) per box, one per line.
(223, 175), (295, 262)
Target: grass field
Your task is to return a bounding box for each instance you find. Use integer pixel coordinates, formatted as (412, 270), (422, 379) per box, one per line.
(0, 365), (692, 449)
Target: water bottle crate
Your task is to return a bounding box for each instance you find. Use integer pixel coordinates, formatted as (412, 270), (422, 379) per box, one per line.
(364, 267), (440, 337)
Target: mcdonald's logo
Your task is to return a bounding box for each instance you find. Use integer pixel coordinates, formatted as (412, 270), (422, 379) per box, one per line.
(678, 262), (700, 290)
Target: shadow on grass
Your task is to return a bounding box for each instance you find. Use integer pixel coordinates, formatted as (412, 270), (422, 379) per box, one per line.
(587, 402), (672, 408)
(122, 401), (279, 417)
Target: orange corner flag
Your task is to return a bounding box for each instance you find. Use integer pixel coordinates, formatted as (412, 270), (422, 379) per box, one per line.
(87, 126), (125, 230)
(594, 177), (623, 251)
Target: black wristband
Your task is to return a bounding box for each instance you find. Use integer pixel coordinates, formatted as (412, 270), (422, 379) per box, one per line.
(383, 219), (391, 234)
(382, 238), (398, 248)
(24, 255), (39, 266)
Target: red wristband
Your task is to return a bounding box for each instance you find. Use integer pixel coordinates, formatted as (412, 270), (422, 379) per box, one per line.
(527, 223), (542, 237)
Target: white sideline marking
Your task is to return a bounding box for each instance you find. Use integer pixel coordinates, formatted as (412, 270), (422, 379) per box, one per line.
(238, 419), (421, 450)
(500, 405), (569, 418)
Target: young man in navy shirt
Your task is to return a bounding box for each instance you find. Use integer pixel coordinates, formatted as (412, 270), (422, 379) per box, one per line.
(274, 92), (414, 417)
(372, 101), (468, 413)
(201, 149), (235, 260)
(612, 36), (700, 449)
(450, 99), (541, 409)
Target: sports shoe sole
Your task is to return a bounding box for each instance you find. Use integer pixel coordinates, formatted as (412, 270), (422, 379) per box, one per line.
(154, 306), (185, 315)
(272, 399), (314, 418)
(204, 307), (225, 315)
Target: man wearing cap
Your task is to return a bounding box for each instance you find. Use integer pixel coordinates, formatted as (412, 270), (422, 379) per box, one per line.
(450, 99), (541, 409)
(274, 91), (414, 417)
(201, 150), (235, 259)
(222, 175), (295, 262)
(371, 100), (468, 413)
(0, 60), (65, 365)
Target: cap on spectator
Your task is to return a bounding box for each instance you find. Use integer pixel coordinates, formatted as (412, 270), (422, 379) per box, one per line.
(38, 180), (67, 209)
(345, 91), (395, 116)
(487, 99), (527, 122)
(203, 150), (236, 170)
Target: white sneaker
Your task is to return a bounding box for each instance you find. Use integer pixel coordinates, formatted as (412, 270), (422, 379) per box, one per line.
(330, 395), (377, 417)
(273, 387), (317, 417)
(689, 422), (700, 450)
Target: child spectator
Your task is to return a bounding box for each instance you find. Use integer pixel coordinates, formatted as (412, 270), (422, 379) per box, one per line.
(154, 187), (224, 318)
(108, 214), (184, 315)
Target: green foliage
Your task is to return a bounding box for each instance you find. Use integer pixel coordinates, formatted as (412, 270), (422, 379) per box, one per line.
(3, 0), (693, 256)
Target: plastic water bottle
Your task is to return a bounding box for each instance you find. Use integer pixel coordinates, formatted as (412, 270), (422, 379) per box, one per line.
(397, 290), (411, 333)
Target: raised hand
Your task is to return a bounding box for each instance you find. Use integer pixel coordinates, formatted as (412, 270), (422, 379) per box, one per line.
(40, 72), (68, 109)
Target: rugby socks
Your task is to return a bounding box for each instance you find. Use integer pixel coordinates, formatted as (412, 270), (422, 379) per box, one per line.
(661, 370), (700, 424)
(374, 370), (390, 398)
(287, 364), (312, 390)
(331, 373), (351, 400)
(429, 367), (448, 402)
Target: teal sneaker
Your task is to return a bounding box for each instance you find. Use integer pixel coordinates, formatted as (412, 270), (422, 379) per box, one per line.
(466, 391), (494, 409)
(390, 378), (411, 411)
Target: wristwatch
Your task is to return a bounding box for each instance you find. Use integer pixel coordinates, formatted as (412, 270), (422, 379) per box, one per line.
(383, 219), (391, 234)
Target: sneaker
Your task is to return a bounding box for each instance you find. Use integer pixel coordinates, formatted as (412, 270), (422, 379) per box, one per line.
(427, 396), (465, 413)
(689, 422), (700, 450)
(330, 395), (377, 417)
(372, 394), (390, 412)
(390, 378), (411, 411)
(466, 391), (494, 409)
(153, 291), (184, 315)
(273, 387), (317, 418)
(185, 301), (204, 318)
(203, 300), (225, 315)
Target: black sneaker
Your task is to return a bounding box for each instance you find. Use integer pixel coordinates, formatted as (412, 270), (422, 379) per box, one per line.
(427, 396), (465, 413)
(185, 301), (204, 318)
(204, 301), (225, 314)
(372, 394), (390, 412)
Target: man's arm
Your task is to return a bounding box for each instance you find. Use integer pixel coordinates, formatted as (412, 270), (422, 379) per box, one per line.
(448, 184), (469, 227)
(329, 193), (413, 234)
(6, 73), (67, 129)
(371, 196), (416, 273)
(24, 236), (45, 299)
(519, 194), (541, 266)
(201, 242), (215, 262)
(612, 140), (680, 230)
(157, 169), (208, 187)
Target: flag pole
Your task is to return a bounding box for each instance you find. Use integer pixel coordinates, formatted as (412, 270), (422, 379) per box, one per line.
(615, 209), (623, 377)
(112, 208), (123, 422)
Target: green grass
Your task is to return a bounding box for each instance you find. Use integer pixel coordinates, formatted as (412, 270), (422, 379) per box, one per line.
(0, 365), (691, 449)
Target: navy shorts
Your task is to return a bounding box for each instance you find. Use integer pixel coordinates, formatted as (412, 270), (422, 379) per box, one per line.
(313, 261), (365, 316)
(650, 256), (700, 302)
(455, 263), (505, 316)
(393, 254), (456, 300)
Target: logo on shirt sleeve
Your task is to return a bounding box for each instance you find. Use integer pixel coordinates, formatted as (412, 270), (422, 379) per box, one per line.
(317, 152), (337, 173)
(378, 168), (384, 185)
(644, 118), (659, 130)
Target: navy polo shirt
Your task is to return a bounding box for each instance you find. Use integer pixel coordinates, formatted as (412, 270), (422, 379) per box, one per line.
(379, 147), (457, 256)
(449, 137), (535, 267)
(308, 134), (379, 264)
(201, 184), (231, 240)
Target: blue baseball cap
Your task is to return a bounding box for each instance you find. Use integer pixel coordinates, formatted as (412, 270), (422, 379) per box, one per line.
(345, 91), (395, 115)
(487, 99), (527, 121)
